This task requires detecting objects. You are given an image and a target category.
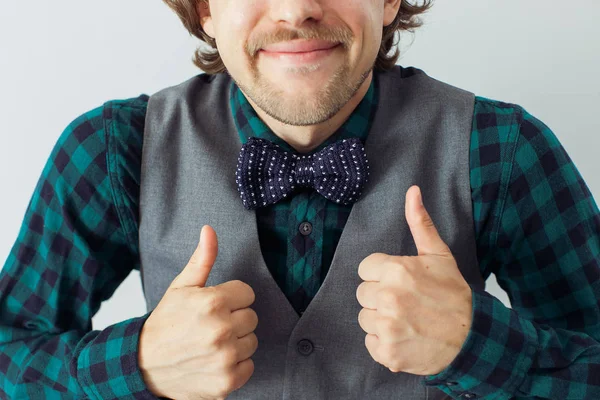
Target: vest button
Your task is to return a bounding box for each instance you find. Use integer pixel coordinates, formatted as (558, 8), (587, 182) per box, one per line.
(460, 392), (477, 399)
(297, 339), (314, 356)
(299, 221), (312, 236)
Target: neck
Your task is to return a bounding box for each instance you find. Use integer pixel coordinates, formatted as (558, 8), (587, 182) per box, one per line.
(247, 71), (373, 154)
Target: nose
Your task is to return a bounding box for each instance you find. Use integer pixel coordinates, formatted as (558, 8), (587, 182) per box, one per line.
(269, 0), (324, 28)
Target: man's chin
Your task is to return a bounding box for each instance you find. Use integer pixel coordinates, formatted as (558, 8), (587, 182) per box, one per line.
(241, 65), (358, 126)
(258, 59), (342, 82)
(276, 71), (347, 97)
(257, 99), (334, 126)
(272, 84), (326, 100)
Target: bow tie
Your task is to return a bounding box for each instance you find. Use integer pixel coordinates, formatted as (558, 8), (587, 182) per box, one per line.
(235, 137), (370, 210)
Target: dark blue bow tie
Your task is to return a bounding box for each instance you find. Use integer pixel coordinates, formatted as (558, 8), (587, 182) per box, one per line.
(235, 137), (370, 210)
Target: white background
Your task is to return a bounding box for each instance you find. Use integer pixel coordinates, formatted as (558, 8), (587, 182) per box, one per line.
(1, 1), (599, 331)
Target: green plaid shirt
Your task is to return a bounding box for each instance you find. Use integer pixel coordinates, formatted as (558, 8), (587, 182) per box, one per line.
(1, 68), (600, 399)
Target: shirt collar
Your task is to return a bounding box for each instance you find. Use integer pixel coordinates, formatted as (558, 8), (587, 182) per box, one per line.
(230, 72), (379, 155)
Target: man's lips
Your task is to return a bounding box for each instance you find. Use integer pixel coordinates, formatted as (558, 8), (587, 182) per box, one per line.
(261, 39), (340, 54)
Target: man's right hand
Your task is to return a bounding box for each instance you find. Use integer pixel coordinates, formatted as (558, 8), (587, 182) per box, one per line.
(138, 225), (258, 400)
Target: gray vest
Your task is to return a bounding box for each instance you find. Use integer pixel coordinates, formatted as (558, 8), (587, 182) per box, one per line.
(139, 66), (485, 400)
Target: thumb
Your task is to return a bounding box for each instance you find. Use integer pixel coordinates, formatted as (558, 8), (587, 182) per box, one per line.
(405, 185), (450, 256)
(169, 225), (219, 289)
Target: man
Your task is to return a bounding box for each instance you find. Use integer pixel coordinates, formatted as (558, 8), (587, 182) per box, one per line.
(1, 0), (599, 399)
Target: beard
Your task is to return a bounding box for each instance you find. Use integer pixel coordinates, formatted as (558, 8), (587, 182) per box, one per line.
(234, 24), (373, 126)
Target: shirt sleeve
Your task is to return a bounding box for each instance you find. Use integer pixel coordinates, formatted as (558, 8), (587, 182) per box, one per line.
(422, 97), (600, 399)
(0, 95), (159, 399)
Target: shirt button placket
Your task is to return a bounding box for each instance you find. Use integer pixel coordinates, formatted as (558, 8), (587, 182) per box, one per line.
(299, 221), (313, 236)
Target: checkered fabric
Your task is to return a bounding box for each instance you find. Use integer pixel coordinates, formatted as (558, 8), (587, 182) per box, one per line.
(1, 70), (599, 399)
(0, 98), (157, 399)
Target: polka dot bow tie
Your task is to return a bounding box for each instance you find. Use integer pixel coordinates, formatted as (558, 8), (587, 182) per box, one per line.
(235, 137), (370, 210)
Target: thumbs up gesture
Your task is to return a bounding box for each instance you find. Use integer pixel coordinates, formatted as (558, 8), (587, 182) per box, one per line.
(356, 186), (473, 376)
(138, 225), (258, 399)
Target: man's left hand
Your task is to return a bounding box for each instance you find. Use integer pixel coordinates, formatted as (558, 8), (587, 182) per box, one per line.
(356, 185), (473, 376)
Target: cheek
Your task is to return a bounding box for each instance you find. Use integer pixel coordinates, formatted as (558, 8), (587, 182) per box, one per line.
(361, 4), (385, 54)
(331, 0), (383, 60)
(212, 5), (260, 61)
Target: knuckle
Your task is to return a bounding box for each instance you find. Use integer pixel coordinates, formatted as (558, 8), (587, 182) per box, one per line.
(377, 289), (403, 309)
(202, 291), (226, 313)
(233, 280), (256, 304)
(210, 324), (234, 346)
(356, 281), (366, 297)
(219, 372), (239, 394)
(214, 385), (230, 399)
(250, 333), (259, 354)
(361, 253), (387, 269)
(402, 272), (420, 292)
(249, 309), (259, 328)
(377, 253), (394, 265)
(389, 264), (420, 291)
(377, 344), (393, 364)
(246, 357), (256, 375)
(377, 317), (397, 337)
(388, 264), (407, 280)
(218, 347), (239, 367)
(357, 307), (365, 324)
(244, 284), (257, 303)
(393, 257), (414, 271)
(359, 309), (372, 329)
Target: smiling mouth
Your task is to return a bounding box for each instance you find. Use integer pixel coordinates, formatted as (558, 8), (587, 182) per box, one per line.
(258, 40), (342, 65)
(259, 46), (340, 65)
(261, 39), (340, 54)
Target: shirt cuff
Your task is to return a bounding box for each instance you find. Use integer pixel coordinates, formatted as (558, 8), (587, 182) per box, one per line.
(421, 287), (539, 400)
(74, 312), (160, 399)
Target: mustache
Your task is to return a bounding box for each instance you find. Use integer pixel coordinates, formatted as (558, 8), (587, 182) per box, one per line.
(246, 25), (354, 57)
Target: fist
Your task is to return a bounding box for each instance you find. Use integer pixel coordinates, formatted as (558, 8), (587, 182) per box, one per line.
(357, 186), (473, 376)
(139, 225), (259, 400)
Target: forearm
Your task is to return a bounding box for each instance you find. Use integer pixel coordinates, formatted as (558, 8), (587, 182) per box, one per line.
(0, 313), (156, 399)
(423, 288), (600, 400)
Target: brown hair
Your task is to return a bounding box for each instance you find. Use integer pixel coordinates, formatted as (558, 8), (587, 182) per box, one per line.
(162, 0), (434, 74)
